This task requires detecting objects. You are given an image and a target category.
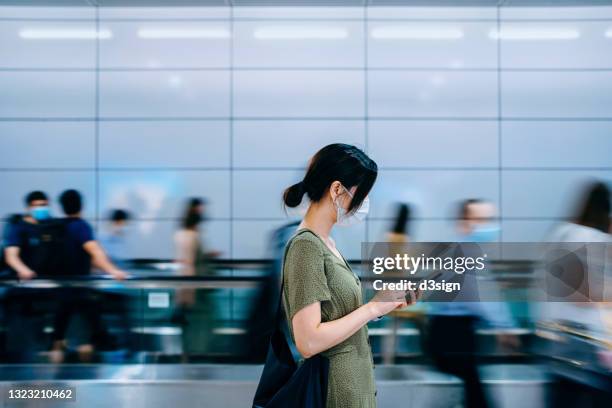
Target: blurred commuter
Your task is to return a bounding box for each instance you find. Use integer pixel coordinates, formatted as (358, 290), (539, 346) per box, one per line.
(3, 191), (52, 280)
(99, 209), (131, 266)
(57, 190), (126, 279)
(174, 198), (219, 277)
(427, 199), (516, 408)
(541, 182), (611, 406)
(244, 221), (300, 362)
(173, 197), (219, 361)
(50, 189), (126, 363)
(381, 203), (415, 364)
(457, 199), (499, 242)
(543, 182), (610, 314)
(279, 144), (409, 407)
(2, 191), (52, 362)
(387, 203), (412, 244)
(549, 181), (610, 242)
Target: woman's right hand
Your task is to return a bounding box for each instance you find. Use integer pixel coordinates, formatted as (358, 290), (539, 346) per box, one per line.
(366, 290), (408, 319)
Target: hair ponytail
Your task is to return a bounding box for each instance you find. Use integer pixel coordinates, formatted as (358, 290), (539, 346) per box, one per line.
(283, 181), (306, 208)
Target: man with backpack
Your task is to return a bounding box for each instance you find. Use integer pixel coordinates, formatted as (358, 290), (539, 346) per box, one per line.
(2, 191), (55, 361)
(49, 189), (127, 362)
(3, 191), (53, 280)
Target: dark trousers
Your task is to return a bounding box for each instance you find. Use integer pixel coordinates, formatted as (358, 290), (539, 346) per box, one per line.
(428, 315), (489, 408)
(52, 288), (111, 347)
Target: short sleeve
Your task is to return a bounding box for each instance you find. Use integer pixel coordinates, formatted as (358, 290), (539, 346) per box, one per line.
(283, 237), (331, 322)
(73, 220), (94, 245)
(3, 223), (23, 247)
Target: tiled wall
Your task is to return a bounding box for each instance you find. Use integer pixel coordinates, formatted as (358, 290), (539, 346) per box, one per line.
(1, 6), (611, 260)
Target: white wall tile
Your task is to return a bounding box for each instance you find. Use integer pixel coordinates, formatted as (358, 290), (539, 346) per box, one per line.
(367, 219), (460, 242)
(0, 122), (95, 169)
(233, 7), (364, 19)
(98, 7), (230, 19)
(0, 171), (96, 219)
(232, 220), (290, 259)
(99, 121), (230, 168)
(367, 7), (497, 20)
(232, 170), (304, 219)
(234, 21), (363, 68)
(3, 4), (612, 261)
(98, 170), (230, 220)
(370, 170), (499, 219)
(99, 70), (230, 118)
(499, 21), (612, 69)
(233, 70), (365, 118)
(0, 6), (95, 19)
(368, 21), (496, 68)
(502, 122), (612, 168)
(0, 21), (96, 68)
(502, 170), (612, 218)
(500, 6), (612, 20)
(502, 72), (612, 118)
(100, 21), (230, 68)
(0, 71), (95, 118)
(233, 120), (365, 168)
(500, 220), (557, 243)
(368, 120), (498, 168)
(231, 220), (365, 260)
(368, 71), (498, 118)
(115, 219), (230, 260)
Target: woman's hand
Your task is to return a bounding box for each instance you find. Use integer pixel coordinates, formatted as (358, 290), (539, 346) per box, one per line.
(366, 290), (408, 319)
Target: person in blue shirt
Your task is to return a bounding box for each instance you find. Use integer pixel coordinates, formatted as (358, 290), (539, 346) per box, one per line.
(427, 199), (518, 408)
(99, 209), (130, 267)
(58, 190), (126, 278)
(50, 190), (126, 363)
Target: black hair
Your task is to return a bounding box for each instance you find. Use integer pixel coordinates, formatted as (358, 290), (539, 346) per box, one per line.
(457, 199), (482, 220)
(575, 182), (610, 233)
(59, 189), (82, 216)
(181, 197), (205, 229)
(283, 143), (377, 214)
(391, 203), (412, 235)
(110, 209), (130, 223)
(188, 197), (205, 211)
(25, 191), (48, 206)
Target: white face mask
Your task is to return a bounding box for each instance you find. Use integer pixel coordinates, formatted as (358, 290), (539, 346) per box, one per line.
(334, 185), (369, 227)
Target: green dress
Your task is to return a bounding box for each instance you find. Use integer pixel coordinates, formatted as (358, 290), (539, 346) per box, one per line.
(282, 229), (377, 408)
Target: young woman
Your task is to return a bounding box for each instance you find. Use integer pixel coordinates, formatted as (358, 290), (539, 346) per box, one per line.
(173, 198), (218, 360)
(282, 144), (408, 408)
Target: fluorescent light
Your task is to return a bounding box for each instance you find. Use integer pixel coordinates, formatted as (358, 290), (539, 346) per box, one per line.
(254, 26), (348, 40)
(19, 28), (112, 40)
(370, 26), (464, 40)
(138, 28), (230, 39)
(605, 28), (612, 38)
(489, 28), (580, 40)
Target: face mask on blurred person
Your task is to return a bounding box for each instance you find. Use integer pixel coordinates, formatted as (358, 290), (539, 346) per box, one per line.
(31, 206), (50, 221)
(465, 224), (499, 242)
(335, 185), (369, 227)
